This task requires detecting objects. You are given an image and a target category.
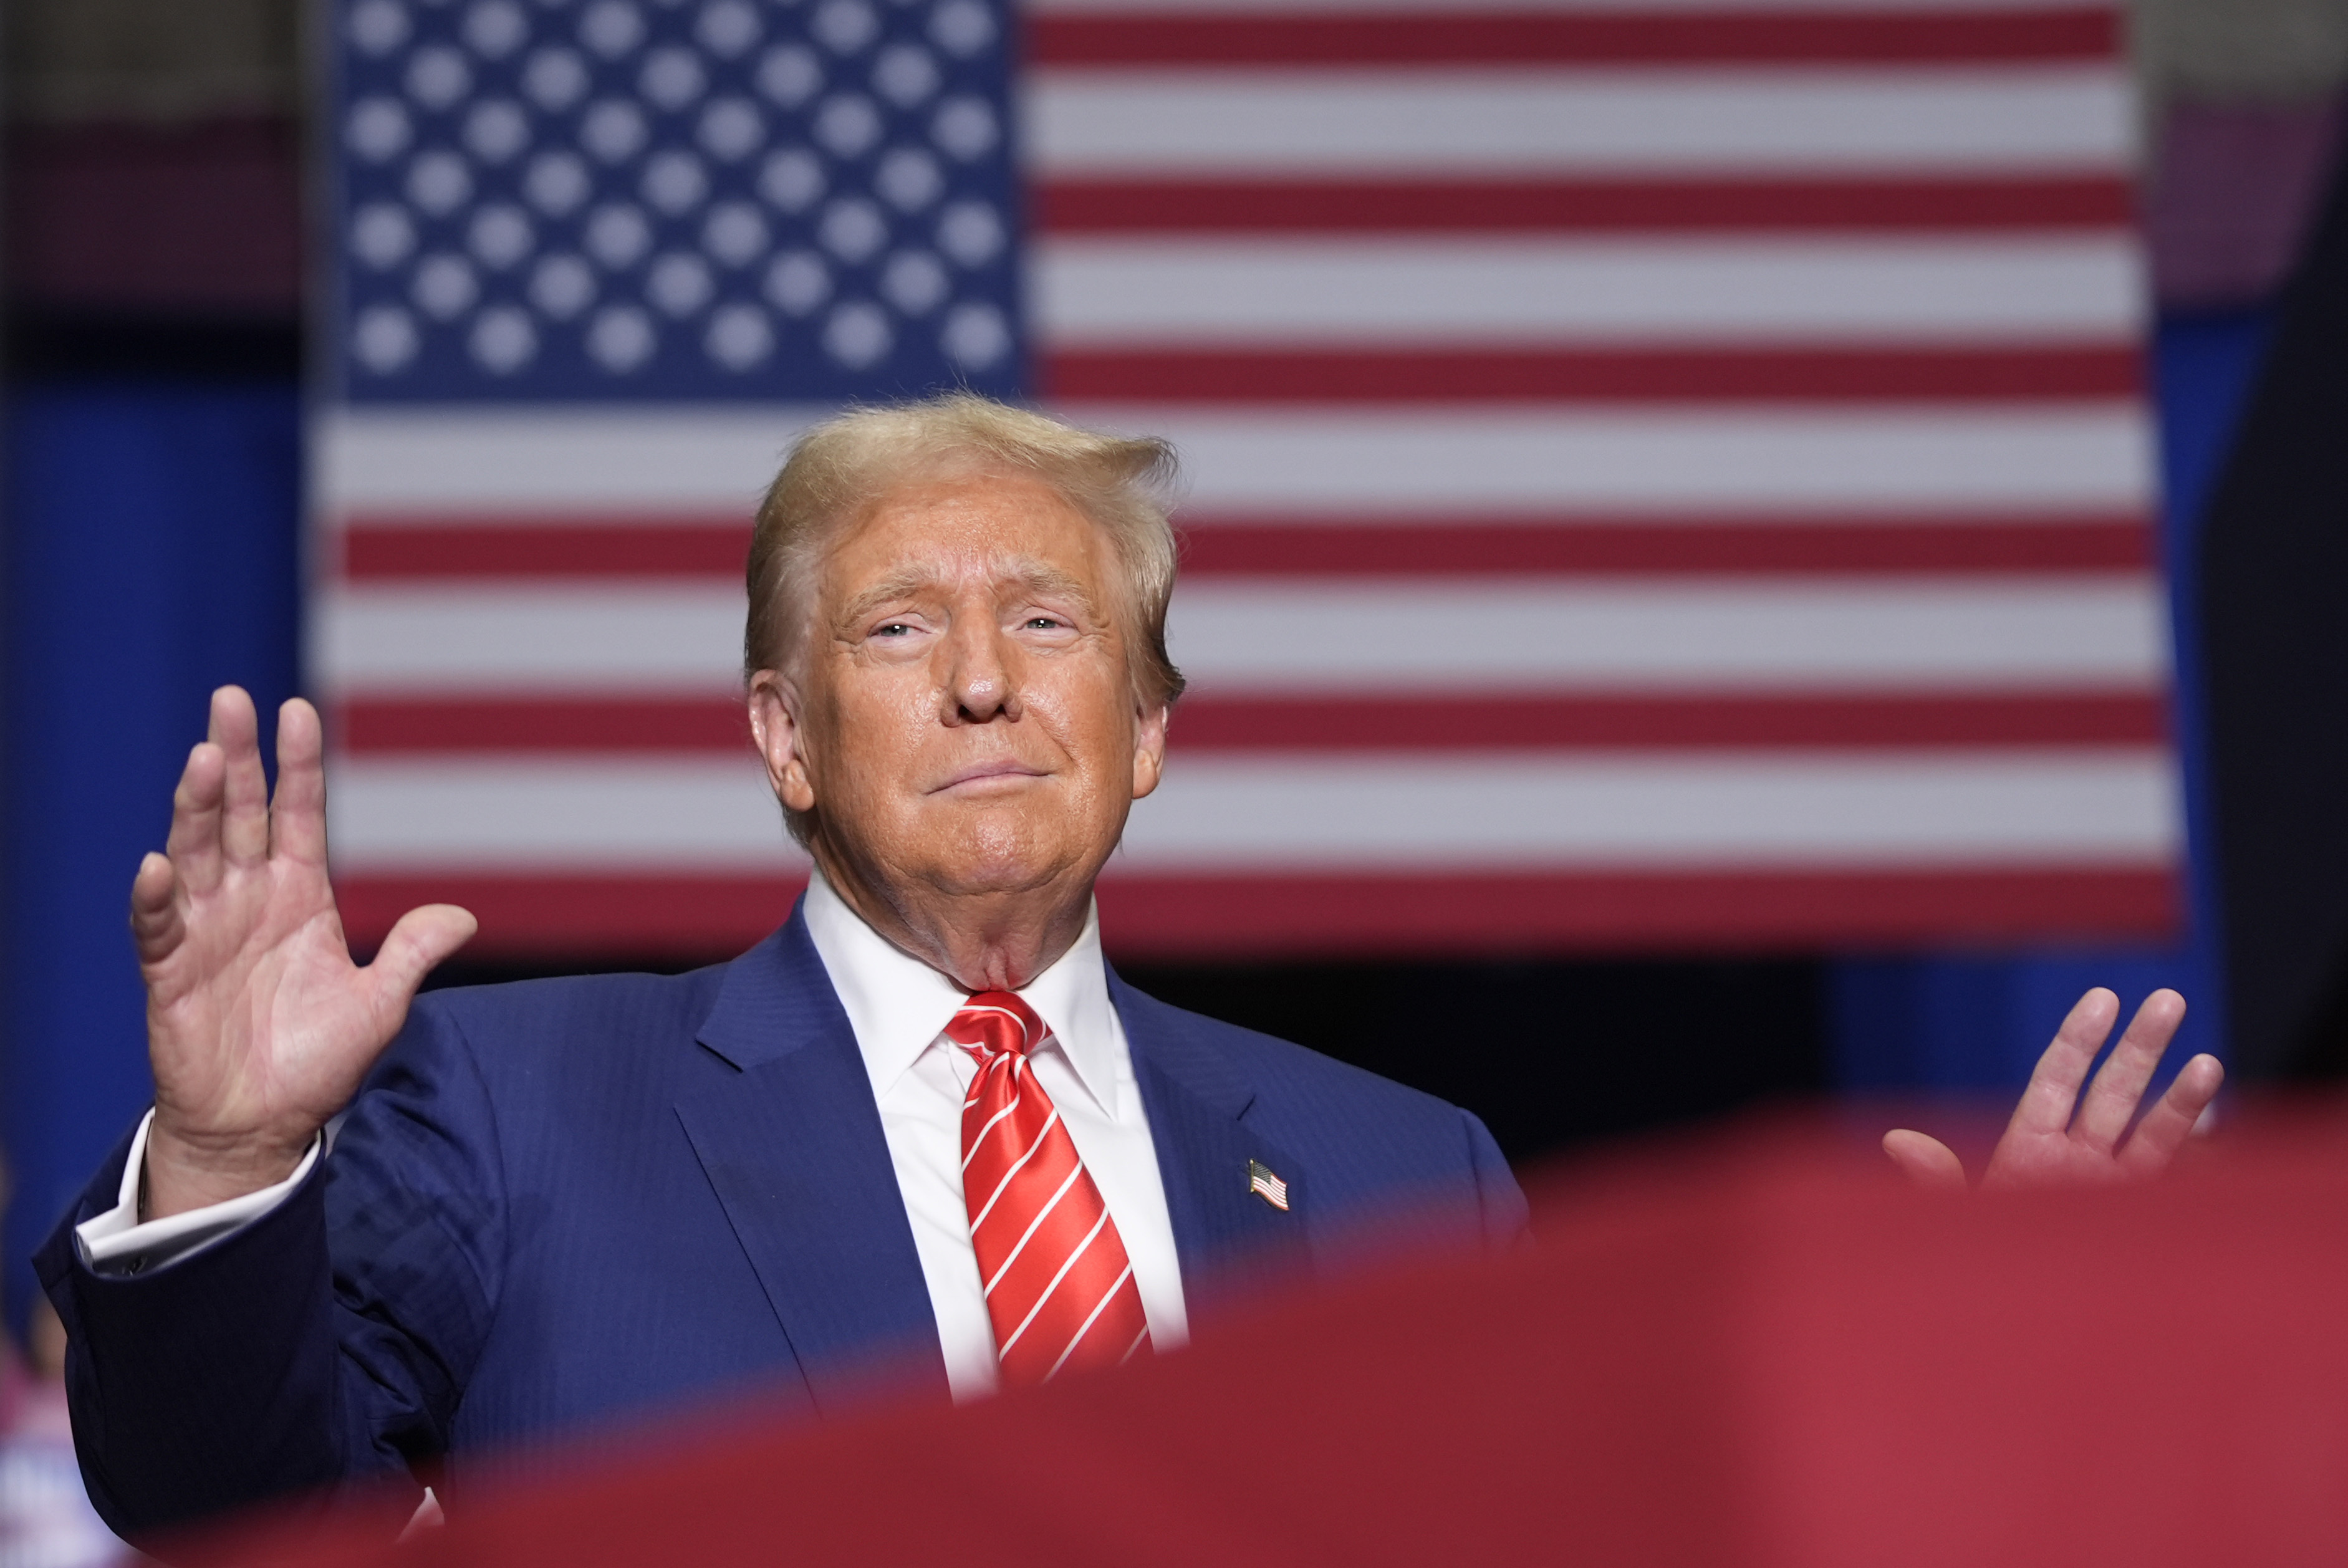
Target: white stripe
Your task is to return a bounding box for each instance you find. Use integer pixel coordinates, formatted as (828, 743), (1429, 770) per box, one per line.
(969, 1108), (1063, 1234)
(325, 757), (801, 868)
(1179, 512), (2132, 534)
(315, 405), (828, 514)
(1036, 238), (2142, 345)
(317, 575), (2164, 695)
(1044, 1263), (1137, 1382)
(1167, 577), (2168, 692)
(315, 585), (745, 695)
(1002, 1208), (1115, 1360)
(1026, 68), (2132, 175)
(983, 1160), (1088, 1297)
(1054, 404), (2155, 513)
(322, 751), (2178, 871)
(1117, 750), (2179, 867)
(322, 406), (2157, 523)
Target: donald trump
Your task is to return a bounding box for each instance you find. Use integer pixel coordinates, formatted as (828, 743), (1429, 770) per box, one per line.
(38, 394), (2220, 1537)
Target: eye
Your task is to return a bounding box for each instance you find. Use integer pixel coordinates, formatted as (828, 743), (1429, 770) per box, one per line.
(873, 622), (912, 637)
(1024, 616), (1064, 631)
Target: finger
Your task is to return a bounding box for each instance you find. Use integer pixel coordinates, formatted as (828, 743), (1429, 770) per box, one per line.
(271, 698), (329, 864)
(2117, 1052), (2226, 1177)
(211, 687), (270, 867)
(165, 741), (228, 895)
(128, 852), (186, 966)
(363, 905), (479, 1028)
(2072, 989), (2188, 1153)
(2004, 988), (2119, 1140)
(1882, 1129), (1969, 1192)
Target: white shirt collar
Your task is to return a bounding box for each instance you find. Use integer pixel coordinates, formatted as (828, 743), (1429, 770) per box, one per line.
(801, 866), (1122, 1117)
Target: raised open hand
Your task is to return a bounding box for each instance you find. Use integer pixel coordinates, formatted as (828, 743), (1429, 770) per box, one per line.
(1883, 988), (2223, 1193)
(134, 688), (476, 1219)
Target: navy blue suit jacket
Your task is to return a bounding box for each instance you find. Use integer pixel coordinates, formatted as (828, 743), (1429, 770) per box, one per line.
(37, 907), (1525, 1537)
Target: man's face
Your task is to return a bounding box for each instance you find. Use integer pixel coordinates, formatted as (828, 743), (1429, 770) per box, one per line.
(755, 468), (1167, 908)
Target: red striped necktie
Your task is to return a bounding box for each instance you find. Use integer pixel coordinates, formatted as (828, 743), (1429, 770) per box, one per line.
(950, 991), (1152, 1385)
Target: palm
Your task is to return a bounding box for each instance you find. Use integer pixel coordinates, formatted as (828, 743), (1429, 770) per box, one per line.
(134, 689), (474, 1213)
(148, 865), (368, 1145)
(1884, 988), (2223, 1193)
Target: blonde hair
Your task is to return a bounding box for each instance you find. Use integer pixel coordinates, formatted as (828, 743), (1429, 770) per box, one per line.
(744, 392), (1186, 709)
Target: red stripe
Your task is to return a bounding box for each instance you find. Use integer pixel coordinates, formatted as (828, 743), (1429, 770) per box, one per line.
(1040, 176), (2135, 235)
(1041, 347), (2143, 403)
(340, 698), (753, 753)
(337, 873), (803, 956)
(339, 522), (749, 579)
(1168, 693), (2168, 749)
(1035, 176), (2136, 234)
(334, 867), (2178, 956)
(336, 518), (2150, 582)
(1094, 868), (2180, 953)
(1175, 518), (2152, 574)
(337, 692), (2165, 755)
(1027, 10), (2119, 65)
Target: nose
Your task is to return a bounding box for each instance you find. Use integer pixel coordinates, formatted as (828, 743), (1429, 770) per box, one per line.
(941, 613), (1022, 724)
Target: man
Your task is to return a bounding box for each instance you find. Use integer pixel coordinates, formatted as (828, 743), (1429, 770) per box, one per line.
(36, 396), (2220, 1539)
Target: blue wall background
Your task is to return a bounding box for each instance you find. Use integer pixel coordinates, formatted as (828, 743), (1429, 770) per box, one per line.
(0, 316), (2278, 1327)
(2, 385), (302, 1331)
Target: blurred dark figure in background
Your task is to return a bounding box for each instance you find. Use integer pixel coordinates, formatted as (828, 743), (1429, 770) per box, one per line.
(0, 1159), (124, 1568)
(1, 1301), (129, 1568)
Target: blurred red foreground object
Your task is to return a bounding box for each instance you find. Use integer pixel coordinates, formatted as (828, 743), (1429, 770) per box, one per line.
(191, 1108), (2348, 1567)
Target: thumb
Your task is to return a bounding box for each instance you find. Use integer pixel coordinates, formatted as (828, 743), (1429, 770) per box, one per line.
(365, 903), (479, 1020)
(1882, 1128), (1969, 1193)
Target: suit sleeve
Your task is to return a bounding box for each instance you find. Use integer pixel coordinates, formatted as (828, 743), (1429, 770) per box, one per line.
(1460, 1110), (1531, 1248)
(33, 995), (507, 1542)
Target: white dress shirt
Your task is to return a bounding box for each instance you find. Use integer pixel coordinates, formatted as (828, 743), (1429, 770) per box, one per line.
(801, 869), (1187, 1398)
(75, 872), (1188, 1401)
(75, 1110), (320, 1274)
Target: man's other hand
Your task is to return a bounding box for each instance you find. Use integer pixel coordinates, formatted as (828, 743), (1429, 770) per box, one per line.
(1882, 988), (2223, 1193)
(133, 688), (476, 1220)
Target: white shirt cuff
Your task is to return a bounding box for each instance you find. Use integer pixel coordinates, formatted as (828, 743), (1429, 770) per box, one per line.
(74, 1109), (322, 1277)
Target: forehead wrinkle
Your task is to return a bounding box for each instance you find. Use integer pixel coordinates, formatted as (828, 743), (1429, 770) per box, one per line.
(835, 564), (937, 628)
(999, 557), (1103, 616)
(834, 552), (1105, 628)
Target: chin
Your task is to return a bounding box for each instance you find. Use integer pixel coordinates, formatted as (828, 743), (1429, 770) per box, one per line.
(925, 808), (1099, 896)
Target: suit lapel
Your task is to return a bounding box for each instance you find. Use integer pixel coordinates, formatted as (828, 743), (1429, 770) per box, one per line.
(1112, 971), (1312, 1320)
(675, 906), (950, 1411)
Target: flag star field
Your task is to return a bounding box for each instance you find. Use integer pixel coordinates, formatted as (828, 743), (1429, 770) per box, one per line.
(335, 0), (1022, 399)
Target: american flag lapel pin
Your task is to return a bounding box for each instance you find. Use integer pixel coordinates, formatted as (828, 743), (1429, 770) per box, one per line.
(1248, 1158), (1290, 1212)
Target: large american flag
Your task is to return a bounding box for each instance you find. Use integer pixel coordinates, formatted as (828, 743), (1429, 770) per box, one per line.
(317, 0), (2178, 959)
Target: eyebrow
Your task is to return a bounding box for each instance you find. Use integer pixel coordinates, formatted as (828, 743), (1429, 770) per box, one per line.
(836, 557), (1104, 628)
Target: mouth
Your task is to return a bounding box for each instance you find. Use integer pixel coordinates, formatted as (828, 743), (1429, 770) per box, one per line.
(928, 761), (1049, 795)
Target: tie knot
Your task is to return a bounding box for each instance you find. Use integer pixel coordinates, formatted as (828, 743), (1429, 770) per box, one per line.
(944, 991), (1047, 1060)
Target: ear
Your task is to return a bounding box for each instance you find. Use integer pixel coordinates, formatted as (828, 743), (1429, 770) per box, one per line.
(1131, 700), (1169, 801)
(747, 670), (818, 814)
